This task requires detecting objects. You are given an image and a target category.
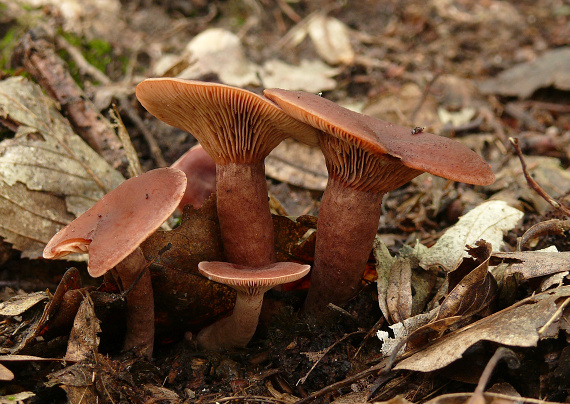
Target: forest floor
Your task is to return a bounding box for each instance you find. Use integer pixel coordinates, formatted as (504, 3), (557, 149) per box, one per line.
(0, 0), (569, 403)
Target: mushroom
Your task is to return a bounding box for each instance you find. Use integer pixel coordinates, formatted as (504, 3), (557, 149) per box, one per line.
(43, 168), (187, 358)
(263, 89), (496, 315)
(136, 79), (319, 268)
(171, 144), (217, 211)
(196, 261), (310, 350)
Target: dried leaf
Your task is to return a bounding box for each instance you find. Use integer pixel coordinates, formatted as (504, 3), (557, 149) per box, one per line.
(490, 156), (570, 215)
(386, 258), (413, 324)
(420, 201), (523, 271)
(395, 286), (570, 372)
(260, 58), (340, 93)
(435, 241), (497, 320)
(363, 82), (440, 129)
(374, 237), (395, 323)
(492, 251), (570, 280)
(266, 139), (328, 191)
(478, 47), (570, 98)
(0, 77), (124, 259)
(65, 295), (100, 362)
(0, 292), (48, 316)
(307, 14), (355, 65)
(177, 28), (260, 87)
(141, 196), (234, 335)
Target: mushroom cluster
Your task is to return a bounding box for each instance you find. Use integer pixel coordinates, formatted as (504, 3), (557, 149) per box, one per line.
(44, 79), (495, 356)
(135, 79), (494, 346)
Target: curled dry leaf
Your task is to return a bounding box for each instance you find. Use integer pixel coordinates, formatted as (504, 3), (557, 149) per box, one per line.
(374, 237), (395, 324)
(395, 285), (570, 372)
(420, 200), (523, 271)
(379, 241), (497, 358)
(435, 240), (497, 321)
(0, 77), (124, 259)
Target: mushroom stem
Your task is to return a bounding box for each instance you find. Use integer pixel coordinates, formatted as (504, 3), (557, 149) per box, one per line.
(115, 247), (154, 358)
(216, 161), (275, 267)
(303, 177), (384, 316)
(196, 292), (263, 351)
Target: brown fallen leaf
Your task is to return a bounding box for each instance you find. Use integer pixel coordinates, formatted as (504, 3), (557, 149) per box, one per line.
(0, 76), (124, 259)
(478, 47), (570, 99)
(492, 251), (570, 280)
(65, 294), (100, 362)
(436, 241), (497, 321)
(141, 196), (234, 336)
(386, 258), (412, 324)
(273, 214), (317, 265)
(395, 285), (570, 372)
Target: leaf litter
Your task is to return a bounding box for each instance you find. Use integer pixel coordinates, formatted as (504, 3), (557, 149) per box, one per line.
(0, 0), (569, 403)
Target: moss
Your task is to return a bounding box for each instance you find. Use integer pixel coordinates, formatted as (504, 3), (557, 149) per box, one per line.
(0, 26), (25, 71)
(58, 32), (128, 85)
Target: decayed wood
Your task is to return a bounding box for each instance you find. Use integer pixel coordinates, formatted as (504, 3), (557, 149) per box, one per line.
(12, 27), (129, 174)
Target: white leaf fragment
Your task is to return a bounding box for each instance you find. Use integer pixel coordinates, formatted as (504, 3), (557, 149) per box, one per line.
(419, 200), (523, 271)
(307, 14), (355, 65)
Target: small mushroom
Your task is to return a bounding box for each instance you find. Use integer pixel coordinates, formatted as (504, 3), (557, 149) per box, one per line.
(136, 79), (319, 268)
(263, 89), (495, 315)
(43, 168), (187, 358)
(171, 144), (217, 211)
(196, 261), (310, 350)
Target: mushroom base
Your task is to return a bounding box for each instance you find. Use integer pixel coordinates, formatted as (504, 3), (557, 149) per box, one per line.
(303, 177), (385, 316)
(116, 247), (155, 358)
(196, 292), (264, 351)
(216, 161), (276, 267)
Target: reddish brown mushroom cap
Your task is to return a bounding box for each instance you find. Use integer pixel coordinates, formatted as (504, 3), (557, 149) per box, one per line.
(196, 260), (310, 350)
(171, 144), (217, 210)
(263, 88), (495, 186)
(43, 168), (187, 277)
(136, 79), (320, 163)
(198, 261), (310, 295)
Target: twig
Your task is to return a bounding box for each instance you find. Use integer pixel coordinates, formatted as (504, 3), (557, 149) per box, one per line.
(297, 331), (364, 385)
(518, 219), (570, 251)
(295, 360), (387, 404)
(467, 347), (520, 404)
(110, 105), (142, 177)
(13, 29), (129, 175)
(509, 137), (570, 218)
(538, 296), (570, 336)
(353, 316), (385, 359)
(56, 34), (167, 168)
